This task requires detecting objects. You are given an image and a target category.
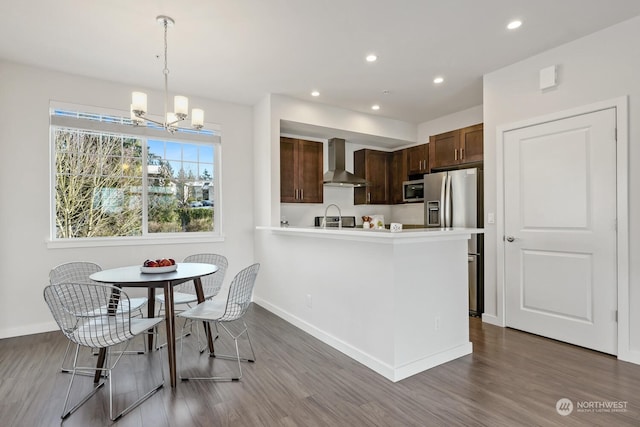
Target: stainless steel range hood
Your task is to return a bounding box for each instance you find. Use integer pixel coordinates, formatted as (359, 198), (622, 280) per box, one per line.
(323, 138), (369, 187)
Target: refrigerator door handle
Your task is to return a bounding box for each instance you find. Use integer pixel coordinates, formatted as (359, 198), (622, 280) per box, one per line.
(444, 175), (452, 227)
(439, 175), (447, 227)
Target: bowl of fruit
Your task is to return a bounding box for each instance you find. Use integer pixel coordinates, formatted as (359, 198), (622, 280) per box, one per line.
(140, 258), (177, 273)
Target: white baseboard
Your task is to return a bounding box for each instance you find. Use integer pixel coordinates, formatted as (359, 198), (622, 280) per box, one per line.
(0, 321), (58, 340)
(617, 348), (640, 365)
(393, 342), (473, 382)
(253, 297), (396, 380)
(482, 313), (504, 327)
(254, 297), (473, 382)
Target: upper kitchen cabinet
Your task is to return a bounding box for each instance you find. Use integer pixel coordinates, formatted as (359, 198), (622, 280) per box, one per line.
(280, 137), (323, 203)
(406, 143), (429, 176)
(390, 149), (407, 204)
(354, 149), (390, 205)
(459, 123), (484, 164)
(429, 123), (484, 170)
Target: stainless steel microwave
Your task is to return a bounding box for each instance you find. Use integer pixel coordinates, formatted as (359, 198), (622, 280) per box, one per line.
(402, 179), (424, 202)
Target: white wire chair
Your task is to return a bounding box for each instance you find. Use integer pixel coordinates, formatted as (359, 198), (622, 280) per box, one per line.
(155, 254), (228, 350)
(178, 263), (260, 382)
(49, 261), (148, 372)
(155, 253), (228, 314)
(44, 282), (164, 421)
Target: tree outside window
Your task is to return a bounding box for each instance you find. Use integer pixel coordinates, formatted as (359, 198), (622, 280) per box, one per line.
(53, 118), (218, 239)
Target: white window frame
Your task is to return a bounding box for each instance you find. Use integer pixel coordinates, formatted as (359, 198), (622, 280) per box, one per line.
(47, 102), (223, 248)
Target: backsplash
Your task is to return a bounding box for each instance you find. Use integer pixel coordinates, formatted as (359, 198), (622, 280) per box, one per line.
(280, 186), (424, 227)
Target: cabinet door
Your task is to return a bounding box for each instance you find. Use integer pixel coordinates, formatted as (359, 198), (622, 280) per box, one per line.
(353, 149), (390, 205)
(298, 139), (323, 203)
(390, 150), (407, 204)
(280, 137), (298, 203)
(406, 144), (429, 175)
(459, 123), (483, 164)
(429, 130), (459, 169)
(367, 150), (390, 204)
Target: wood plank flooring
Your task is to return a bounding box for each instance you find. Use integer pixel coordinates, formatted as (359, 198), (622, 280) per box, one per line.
(1, 304), (639, 426)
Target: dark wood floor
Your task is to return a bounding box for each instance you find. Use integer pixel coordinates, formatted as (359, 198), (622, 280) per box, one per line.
(1, 304), (639, 426)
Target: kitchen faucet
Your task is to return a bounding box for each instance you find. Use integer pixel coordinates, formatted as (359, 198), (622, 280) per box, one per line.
(322, 204), (342, 228)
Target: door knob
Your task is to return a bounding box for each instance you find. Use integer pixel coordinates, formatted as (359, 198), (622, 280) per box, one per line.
(506, 236), (515, 242)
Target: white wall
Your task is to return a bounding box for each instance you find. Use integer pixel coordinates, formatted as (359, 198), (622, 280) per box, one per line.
(255, 95), (417, 228)
(0, 61), (255, 338)
(482, 16), (640, 359)
(417, 105), (483, 145)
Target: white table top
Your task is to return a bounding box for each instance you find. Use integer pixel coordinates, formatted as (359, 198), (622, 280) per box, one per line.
(90, 262), (218, 287)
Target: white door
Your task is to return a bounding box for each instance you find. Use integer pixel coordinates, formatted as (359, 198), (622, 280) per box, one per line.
(503, 108), (617, 354)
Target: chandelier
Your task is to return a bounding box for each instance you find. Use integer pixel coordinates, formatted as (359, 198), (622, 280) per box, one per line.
(130, 15), (204, 132)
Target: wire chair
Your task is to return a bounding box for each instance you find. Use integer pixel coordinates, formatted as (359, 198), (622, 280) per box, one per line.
(178, 263), (260, 382)
(155, 253), (228, 313)
(44, 282), (164, 421)
(155, 254), (228, 349)
(49, 261), (148, 372)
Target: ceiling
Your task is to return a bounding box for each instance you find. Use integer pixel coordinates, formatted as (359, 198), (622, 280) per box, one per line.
(2, 1), (640, 125)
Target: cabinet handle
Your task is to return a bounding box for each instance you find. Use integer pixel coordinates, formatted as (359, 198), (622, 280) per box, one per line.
(367, 192), (371, 203)
(461, 148), (464, 160)
(301, 189), (304, 200)
(295, 189), (299, 200)
(454, 149), (458, 161)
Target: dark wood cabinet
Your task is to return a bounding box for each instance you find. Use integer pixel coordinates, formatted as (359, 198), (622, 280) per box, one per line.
(429, 123), (483, 170)
(354, 149), (391, 205)
(406, 144), (429, 176)
(280, 137), (323, 203)
(459, 123), (484, 164)
(390, 149), (407, 204)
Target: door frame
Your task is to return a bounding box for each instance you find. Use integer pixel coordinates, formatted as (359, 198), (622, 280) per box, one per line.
(494, 96), (633, 362)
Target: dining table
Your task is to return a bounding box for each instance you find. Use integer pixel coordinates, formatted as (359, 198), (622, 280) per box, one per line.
(89, 262), (219, 387)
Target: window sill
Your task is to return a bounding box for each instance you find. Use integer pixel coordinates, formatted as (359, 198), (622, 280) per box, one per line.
(46, 233), (225, 249)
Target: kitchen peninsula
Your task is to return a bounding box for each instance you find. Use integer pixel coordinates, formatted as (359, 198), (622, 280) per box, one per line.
(254, 226), (483, 382)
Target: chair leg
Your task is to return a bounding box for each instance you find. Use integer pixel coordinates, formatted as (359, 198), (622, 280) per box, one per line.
(60, 341), (73, 373)
(211, 321), (256, 363)
(59, 328), (164, 421)
(109, 328), (164, 421)
(180, 321), (255, 382)
(61, 345), (106, 419)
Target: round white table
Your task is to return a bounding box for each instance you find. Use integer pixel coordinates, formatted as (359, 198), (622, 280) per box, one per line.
(90, 262), (219, 387)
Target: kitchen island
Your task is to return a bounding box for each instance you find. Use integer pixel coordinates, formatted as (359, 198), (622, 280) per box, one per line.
(254, 226), (483, 382)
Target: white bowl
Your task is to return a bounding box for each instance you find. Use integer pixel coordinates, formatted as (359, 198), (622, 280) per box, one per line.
(140, 264), (177, 274)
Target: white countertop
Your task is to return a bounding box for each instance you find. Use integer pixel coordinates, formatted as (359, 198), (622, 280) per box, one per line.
(256, 225), (483, 243)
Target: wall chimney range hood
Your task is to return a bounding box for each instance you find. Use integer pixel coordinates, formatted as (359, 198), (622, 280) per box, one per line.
(323, 138), (369, 187)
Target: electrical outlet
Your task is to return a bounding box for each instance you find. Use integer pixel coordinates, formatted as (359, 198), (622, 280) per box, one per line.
(435, 316), (440, 330)
(487, 213), (495, 224)
(306, 294), (312, 308)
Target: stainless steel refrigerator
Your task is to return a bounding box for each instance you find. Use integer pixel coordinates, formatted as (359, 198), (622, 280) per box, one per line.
(423, 168), (483, 316)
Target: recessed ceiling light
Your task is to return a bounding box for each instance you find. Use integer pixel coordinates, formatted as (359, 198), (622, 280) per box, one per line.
(366, 54), (378, 62)
(311, 90), (320, 97)
(433, 76), (444, 84)
(371, 104), (380, 110)
(507, 20), (522, 30)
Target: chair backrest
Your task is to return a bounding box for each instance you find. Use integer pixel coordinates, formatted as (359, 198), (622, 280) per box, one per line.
(220, 263), (260, 322)
(180, 253), (228, 298)
(44, 282), (134, 348)
(49, 261), (102, 285)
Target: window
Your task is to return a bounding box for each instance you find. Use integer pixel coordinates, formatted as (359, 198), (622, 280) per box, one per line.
(50, 106), (221, 242)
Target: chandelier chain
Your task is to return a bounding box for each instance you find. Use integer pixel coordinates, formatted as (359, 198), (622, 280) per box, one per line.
(163, 18), (169, 127)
